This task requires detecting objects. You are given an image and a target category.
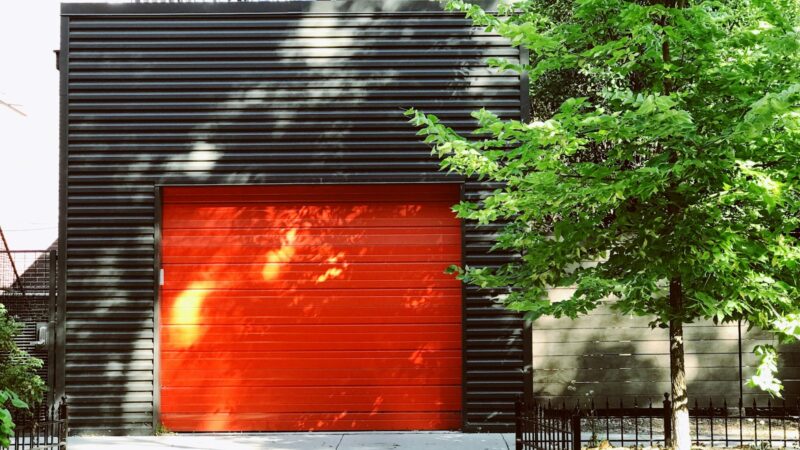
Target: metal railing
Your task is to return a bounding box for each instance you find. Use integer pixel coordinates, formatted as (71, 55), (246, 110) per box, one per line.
(516, 394), (800, 450)
(0, 250), (53, 296)
(7, 398), (67, 450)
(0, 249), (58, 410)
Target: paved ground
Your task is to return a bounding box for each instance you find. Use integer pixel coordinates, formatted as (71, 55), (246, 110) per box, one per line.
(69, 432), (514, 450)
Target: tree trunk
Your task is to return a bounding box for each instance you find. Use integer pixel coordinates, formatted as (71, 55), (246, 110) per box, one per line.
(661, 0), (689, 445)
(670, 277), (690, 450)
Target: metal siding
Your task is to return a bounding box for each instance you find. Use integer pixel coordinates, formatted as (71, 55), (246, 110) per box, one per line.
(462, 183), (523, 430)
(62, 1), (523, 435)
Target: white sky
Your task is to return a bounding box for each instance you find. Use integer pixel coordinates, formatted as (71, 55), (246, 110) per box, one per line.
(0, 1), (139, 251)
(0, 1), (61, 251)
(0, 1), (225, 251)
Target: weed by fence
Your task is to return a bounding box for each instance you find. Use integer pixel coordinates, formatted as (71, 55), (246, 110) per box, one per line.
(516, 394), (800, 450)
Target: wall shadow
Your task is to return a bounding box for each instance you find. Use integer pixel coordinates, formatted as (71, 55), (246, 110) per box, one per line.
(63, 0), (522, 434)
(531, 307), (800, 405)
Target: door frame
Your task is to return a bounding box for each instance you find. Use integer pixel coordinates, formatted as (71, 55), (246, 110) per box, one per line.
(152, 181), (468, 432)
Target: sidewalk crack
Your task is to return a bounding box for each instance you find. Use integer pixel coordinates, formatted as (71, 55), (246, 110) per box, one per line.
(335, 434), (345, 450)
(501, 433), (511, 450)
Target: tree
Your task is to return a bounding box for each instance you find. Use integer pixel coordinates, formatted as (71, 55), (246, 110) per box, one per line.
(407, 1), (800, 448)
(0, 303), (45, 446)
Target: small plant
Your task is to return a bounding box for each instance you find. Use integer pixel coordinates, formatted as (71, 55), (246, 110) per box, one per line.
(0, 304), (45, 446)
(0, 389), (28, 448)
(155, 423), (174, 436)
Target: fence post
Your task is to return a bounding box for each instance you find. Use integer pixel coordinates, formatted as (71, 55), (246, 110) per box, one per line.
(516, 396), (524, 450)
(663, 393), (673, 448)
(47, 249), (57, 410)
(59, 395), (68, 448)
(571, 409), (582, 450)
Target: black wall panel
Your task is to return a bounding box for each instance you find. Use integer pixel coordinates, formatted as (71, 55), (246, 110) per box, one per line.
(61, 1), (524, 435)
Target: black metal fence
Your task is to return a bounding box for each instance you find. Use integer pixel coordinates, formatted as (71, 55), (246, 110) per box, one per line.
(0, 250), (53, 297)
(7, 399), (67, 450)
(0, 249), (58, 411)
(516, 394), (800, 450)
(1, 247), (63, 449)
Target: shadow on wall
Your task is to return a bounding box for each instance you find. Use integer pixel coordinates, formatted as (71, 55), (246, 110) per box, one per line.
(70, 2), (516, 187)
(66, 0), (520, 433)
(531, 298), (800, 404)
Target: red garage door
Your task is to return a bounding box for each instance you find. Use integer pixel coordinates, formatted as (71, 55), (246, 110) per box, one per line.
(159, 184), (462, 432)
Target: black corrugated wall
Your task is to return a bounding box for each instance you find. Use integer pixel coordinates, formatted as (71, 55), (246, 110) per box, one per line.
(59, 1), (526, 435)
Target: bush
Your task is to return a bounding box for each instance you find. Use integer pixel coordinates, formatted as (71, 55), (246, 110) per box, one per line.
(0, 303), (46, 446)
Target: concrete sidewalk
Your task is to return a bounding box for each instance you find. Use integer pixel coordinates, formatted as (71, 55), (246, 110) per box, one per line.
(69, 432), (513, 450)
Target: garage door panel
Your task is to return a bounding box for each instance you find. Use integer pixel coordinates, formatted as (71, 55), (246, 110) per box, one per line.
(159, 289), (462, 313)
(162, 244), (462, 264)
(161, 340), (462, 352)
(160, 314), (460, 326)
(163, 229), (461, 247)
(162, 262), (459, 287)
(162, 401), (460, 415)
(161, 349), (461, 367)
(160, 326), (462, 341)
(161, 338), (462, 351)
(160, 308), (461, 325)
(164, 216), (459, 229)
(162, 386), (461, 409)
(163, 262), (458, 282)
(163, 204), (460, 229)
(160, 184), (462, 432)
(160, 368), (462, 387)
(161, 327), (462, 348)
(163, 226), (460, 238)
(163, 280), (459, 290)
(162, 350), (463, 370)
(160, 309), (461, 326)
(161, 412), (462, 433)
(160, 288), (461, 301)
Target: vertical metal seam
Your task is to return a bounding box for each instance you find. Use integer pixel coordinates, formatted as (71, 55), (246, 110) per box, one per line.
(519, 46), (531, 123)
(152, 186), (162, 433)
(523, 309), (534, 404)
(48, 249), (57, 410)
(518, 44), (534, 406)
(55, 13), (69, 411)
(459, 182), (468, 431)
(738, 320), (744, 402)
